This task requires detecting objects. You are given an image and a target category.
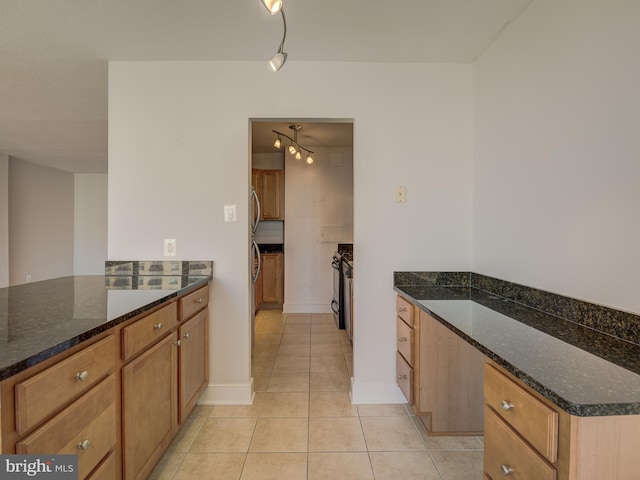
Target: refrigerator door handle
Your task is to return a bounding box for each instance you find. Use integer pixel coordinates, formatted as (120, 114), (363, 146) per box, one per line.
(250, 188), (261, 233)
(251, 240), (262, 285)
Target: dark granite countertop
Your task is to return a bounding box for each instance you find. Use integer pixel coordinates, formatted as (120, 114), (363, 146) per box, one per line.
(395, 284), (640, 417)
(0, 275), (211, 381)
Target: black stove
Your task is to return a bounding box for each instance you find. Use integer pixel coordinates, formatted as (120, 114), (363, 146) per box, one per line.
(331, 244), (353, 330)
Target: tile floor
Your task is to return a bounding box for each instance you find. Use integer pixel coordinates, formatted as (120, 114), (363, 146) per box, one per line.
(150, 310), (484, 479)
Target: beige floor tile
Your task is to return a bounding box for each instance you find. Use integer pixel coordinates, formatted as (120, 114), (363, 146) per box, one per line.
(342, 343), (353, 354)
(210, 399), (262, 418)
(309, 392), (358, 417)
(280, 334), (311, 346)
(369, 451), (442, 480)
(253, 374), (270, 392)
(277, 343), (311, 356)
(190, 417), (257, 453)
(272, 355), (310, 373)
(252, 357), (275, 375)
(255, 334), (282, 345)
(148, 451), (185, 480)
(423, 435), (484, 450)
(255, 323), (285, 334)
(429, 450), (484, 480)
(339, 331), (351, 344)
(311, 313), (334, 322)
(311, 323), (339, 334)
(356, 404), (407, 417)
(251, 344), (280, 358)
(172, 453), (246, 480)
(287, 313), (312, 323)
(249, 417), (309, 452)
(310, 355), (348, 373)
(259, 392), (309, 417)
(345, 355), (354, 375)
(310, 333), (341, 345)
(307, 452), (374, 480)
(267, 373), (310, 392)
(309, 417), (367, 452)
(310, 344), (345, 356)
(360, 416), (426, 451)
(241, 453), (308, 480)
(284, 324), (312, 335)
(310, 372), (351, 392)
(168, 408), (209, 453)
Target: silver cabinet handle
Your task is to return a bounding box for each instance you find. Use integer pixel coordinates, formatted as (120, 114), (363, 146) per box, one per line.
(500, 464), (513, 476)
(175, 340), (181, 347)
(398, 337), (408, 342)
(501, 400), (515, 411)
(77, 439), (91, 451)
(397, 374), (408, 380)
(75, 370), (89, 381)
(183, 332), (190, 340)
(196, 298), (203, 304)
(154, 322), (163, 330)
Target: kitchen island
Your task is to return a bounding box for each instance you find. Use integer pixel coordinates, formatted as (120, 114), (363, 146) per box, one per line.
(394, 271), (640, 480)
(0, 273), (211, 480)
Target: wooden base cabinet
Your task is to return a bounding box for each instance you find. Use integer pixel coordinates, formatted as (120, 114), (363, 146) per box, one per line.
(122, 332), (179, 480)
(484, 361), (640, 480)
(260, 253), (284, 306)
(178, 307), (209, 423)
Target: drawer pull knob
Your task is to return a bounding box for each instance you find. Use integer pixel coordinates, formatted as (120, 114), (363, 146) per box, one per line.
(196, 298), (203, 304)
(77, 439), (91, 451)
(398, 307), (407, 313)
(154, 322), (163, 330)
(75, 370), (89, 381)
(175, 340), (182, 347)
(398, 337), (408, 342)
(398, 374), (408, 380)
(500, 464), (513, 476)
(501, 400), (515, 411)
(183, 332), (190, 339)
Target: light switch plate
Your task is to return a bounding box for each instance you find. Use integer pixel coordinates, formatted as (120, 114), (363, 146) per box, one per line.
(164, 238), (177, 257)
(224, 204), (237, 222)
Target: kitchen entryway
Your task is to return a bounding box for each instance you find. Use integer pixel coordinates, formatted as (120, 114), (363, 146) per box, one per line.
(149, 310), (484, 479)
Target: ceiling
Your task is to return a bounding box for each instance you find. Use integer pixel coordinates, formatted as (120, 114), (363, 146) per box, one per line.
(0, 0), (533, 173)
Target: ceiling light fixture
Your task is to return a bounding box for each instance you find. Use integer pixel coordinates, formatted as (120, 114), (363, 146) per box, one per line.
(261, 1), (288, 71)
(272, 125), (315, 165)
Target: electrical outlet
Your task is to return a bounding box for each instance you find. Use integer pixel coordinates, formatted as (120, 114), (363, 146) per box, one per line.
(395, 186), (407, 203)
(26, 274), (32, 283)
(164, 238), (177, 257)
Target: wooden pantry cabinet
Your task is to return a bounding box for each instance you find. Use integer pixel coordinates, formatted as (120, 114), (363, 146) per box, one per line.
(261, 253), (284, 306)
(395, 294), (484, 435)
(0, 283), (210, 480)
(252, 168), (284, 221)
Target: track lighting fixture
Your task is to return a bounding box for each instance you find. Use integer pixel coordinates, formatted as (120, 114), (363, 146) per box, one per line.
(272, 125), (315, 165)
(261, 0), (288, 71)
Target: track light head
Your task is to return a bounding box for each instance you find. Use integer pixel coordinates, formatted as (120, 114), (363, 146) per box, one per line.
(295, 150), (302, 160)
(273, 136), (281, 149)
(269, 51), (287, 72)
(306, 154), (314, 165)
(288, 144), (297, 155)
(261, 0), (283, 15)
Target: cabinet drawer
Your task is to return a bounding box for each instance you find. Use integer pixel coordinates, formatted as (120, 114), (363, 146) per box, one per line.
(15, 335), (116, 434)
(17, 375), (117, 480)
(87, 451), (116, 480)
(485, 363), (558, 463)
(484, 406), (556, 480)
(483, 474), (493, 480)
(396, 317), (414, 367)
(396, 296), (413, 327)
(123, 302), (178, 360)
(180, 284), (209, 321)
(396, 351), (413, 404)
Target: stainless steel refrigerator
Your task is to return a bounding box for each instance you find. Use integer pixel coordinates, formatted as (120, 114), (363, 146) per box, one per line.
(250, 187), (261, 350)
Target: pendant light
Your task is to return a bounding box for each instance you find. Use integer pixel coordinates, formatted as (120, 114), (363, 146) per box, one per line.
(273, 135), (281, 148)
(261, 0), (282, 15)
(261, 1), (288, 72)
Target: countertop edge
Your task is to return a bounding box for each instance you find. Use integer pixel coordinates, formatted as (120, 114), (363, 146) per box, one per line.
(0, 277), (211, 381)
(394, 285), (640, 417)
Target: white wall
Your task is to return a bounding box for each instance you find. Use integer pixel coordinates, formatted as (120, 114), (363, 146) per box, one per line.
(473, 0), (640, 313)
(108, 61), (474, 404)
(74, 174), (108, 275)
(0, 154), (8, 287)
(8, 158), (74, 285)
(284, 147), (353, 313)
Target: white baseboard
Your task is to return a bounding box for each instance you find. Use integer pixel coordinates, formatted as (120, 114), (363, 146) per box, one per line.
(198, 379), (255, 405)
(283, 303), (332, 314)
(350, 381), (408, 404)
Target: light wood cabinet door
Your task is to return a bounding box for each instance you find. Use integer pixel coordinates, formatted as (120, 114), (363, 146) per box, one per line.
(179, 308), (209, 423)
(122, 332), (178, 480)
(261, 253), (284, 304)
(260, 169), (284, 220)
(418, 310), (484, 434)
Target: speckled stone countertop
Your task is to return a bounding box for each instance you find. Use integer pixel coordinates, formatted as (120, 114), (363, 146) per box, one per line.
(395, 282), (640, 417)
(0, 275), (211, 381)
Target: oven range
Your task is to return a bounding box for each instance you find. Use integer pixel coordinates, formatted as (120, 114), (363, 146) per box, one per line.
(330, 243), (353, 334)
